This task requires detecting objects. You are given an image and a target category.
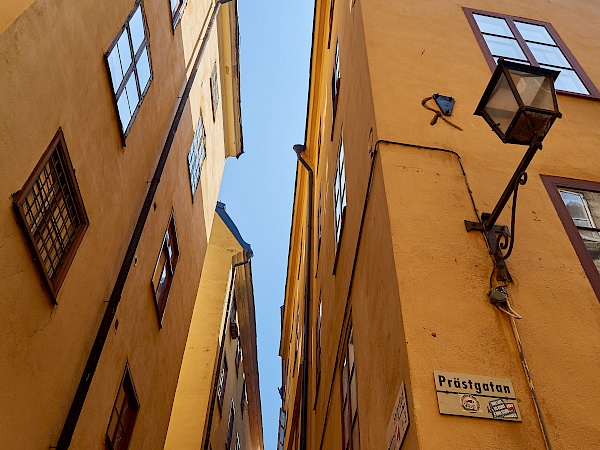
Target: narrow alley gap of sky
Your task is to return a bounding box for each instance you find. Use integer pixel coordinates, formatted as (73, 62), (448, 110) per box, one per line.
(218, 1), (314, 449)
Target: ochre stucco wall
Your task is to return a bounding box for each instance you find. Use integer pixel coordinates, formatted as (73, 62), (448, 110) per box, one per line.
(282, 0), (600, 449)
(0, 0), (236, 448)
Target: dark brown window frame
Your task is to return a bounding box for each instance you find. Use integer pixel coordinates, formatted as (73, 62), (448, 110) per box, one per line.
(169, 0), (188, 29)
(151, 210), (180, 327)
(105, 364), (139, 450)
(13, 129), (89, 304)
(463, 7), (600, 100)
(105, 0), (153, 144)
(542, 175), (600, 301)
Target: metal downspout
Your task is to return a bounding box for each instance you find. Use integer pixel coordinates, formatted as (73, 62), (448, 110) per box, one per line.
(294, 144), (313, 450)
(54, 1), (231, 448)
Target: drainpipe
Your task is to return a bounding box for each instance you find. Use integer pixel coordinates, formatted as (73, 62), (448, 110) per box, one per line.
(293, 144), (313, 450)
(202, 250), (253, 450)
(54, 1), (232, 448)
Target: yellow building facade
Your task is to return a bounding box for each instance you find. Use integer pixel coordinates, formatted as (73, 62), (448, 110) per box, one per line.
(165, 202), (264, 450)
(280, 1), (600, 449)
(0, 0), (241, 448)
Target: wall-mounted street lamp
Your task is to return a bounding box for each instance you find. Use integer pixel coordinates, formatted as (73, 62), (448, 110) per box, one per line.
(465, 59), (562, 281)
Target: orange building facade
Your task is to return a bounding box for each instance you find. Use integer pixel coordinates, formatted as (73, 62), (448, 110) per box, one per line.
(280, 1), (600, 449)
(0, 0), (242, 448)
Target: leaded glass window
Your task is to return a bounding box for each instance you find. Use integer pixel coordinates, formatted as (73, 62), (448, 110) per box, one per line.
(13, 129), (88, 302)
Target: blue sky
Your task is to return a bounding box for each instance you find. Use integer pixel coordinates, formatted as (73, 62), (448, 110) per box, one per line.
(218, 1), (314, 448)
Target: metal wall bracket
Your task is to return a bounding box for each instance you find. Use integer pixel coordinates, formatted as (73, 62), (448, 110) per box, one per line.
(465, 220), (513, 282)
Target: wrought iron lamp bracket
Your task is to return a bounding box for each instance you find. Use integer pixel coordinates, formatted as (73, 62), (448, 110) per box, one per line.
(465, 169), (530, 282)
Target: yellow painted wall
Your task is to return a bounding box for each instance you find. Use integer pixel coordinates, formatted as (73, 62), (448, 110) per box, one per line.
(282, 0), (600, 449)
(0, 0), (239, 448)
(165, 213), (243, 450)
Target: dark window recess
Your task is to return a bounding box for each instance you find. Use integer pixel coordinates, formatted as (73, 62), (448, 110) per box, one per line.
(217, 353), (229, 409)
(169, 0), (188, 28)
(187, 113), (207, 199)
(210, 63), (220, 121)
(105, 365), (139, 450)
(327, 0), (335, 48)
(341, 325), (359, 450)
(333, 137), (347, 247)
(235, 338), (242, 375)
(151, 211), (179, 325)
(543, 176), (600, 301)
(241, 376), (248, 417)
(230, 296), (239, 339)
(13, 129), (89, 303)
(105, 0), (153, 139)
(463, 8), (599, 98)
(226, 400), (235, 450)
(332, 39), (341, 124)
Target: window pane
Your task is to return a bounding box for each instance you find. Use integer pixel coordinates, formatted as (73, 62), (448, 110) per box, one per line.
(541, 66), (589, 94)
(107, 47), (124, 91)
(136, 46), (151, 94)
(117, 91), (132, 131)
(528, 42), (570, 68)
(117, 31), (132, 76)
(473, 14), (513, 37)
(482, 35), (527, 61)
(125, 74), (139, 114)
(129, 5), (145, 53)
(514, 22), (555, 45)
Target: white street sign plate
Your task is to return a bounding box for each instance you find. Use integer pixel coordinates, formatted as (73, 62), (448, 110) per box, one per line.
(386, 382), (409, 450)
(434, 371), (521, 421)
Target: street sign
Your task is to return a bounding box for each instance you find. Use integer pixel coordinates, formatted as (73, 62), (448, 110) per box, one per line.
(434, 371), (521, 421)
(386, 382), (409, 450)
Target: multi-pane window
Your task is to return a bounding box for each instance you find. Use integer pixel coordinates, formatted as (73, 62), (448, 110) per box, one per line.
(334, 138), (347, 246)
(151, 212), (179, 325)
(13, 129), (89, 302)
(169, 0), (188, 28)
(106, 1), (152, 137)
(225, 400), (235, 450)
(217, 353), (229, 409)
(543, 176), (600, 300)
(463, 8), (599, 97)
(210, 63), (220, 121)
(105, 365), (139, 450)
(277, 408), (286, 450)
(332, 40), (341, 121)
(187, 113), (207, 199)
(341, 326), (359, 450)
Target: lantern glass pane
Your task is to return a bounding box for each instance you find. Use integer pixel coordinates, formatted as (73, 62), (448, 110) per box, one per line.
(508, 69), (555, 110)
(484, 72), (519, 134)
(509, 110), (553, 143)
